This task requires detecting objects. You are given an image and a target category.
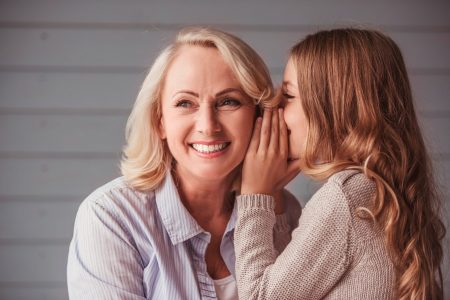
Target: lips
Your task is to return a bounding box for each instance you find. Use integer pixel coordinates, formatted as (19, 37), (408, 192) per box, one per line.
(190, 142), (231, 154)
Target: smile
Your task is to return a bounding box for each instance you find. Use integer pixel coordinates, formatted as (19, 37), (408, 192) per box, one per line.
(190, 142), (230, 154)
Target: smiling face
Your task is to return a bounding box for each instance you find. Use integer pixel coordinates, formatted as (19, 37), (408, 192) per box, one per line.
(159, 46), (256, 182)
(282, 58), (308, 161)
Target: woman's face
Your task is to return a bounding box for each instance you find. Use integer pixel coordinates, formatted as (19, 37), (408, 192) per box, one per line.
(282, 58), (308, 161)
(159, 46), (256, 182)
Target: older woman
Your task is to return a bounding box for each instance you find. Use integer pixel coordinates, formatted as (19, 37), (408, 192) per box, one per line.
(67, 27), (301, 299)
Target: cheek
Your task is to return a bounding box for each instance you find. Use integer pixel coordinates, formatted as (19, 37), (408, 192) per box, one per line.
(160, 115), (188, 145)
(283, 107), (295, 129)
(232, 110), (256, 142)
(283, 107), (306, 154)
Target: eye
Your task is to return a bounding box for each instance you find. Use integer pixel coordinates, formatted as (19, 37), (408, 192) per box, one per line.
(283, 92), (295, 103)
(175, 100), (195, 108)
(217, 98), (242, 110)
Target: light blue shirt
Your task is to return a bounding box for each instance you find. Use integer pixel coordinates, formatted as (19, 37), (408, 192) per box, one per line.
(67, 173), (297, 299)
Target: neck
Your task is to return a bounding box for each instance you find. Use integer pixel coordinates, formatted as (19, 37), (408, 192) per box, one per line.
(172, 166), (237, 226)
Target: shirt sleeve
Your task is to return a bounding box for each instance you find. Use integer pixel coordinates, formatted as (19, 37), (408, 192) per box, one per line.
(234, 182), (353, 300)
(67, 198), (147, 300)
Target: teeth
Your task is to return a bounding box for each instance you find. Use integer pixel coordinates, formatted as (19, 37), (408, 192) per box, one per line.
(192, 143), (228, 153)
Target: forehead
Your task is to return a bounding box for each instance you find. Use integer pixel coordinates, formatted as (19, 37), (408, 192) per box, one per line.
(283, 58), (297, 88)
(164, 46), (240, 89)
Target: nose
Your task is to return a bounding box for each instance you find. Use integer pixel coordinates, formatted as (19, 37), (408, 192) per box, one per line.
(195, 104), (222, 136)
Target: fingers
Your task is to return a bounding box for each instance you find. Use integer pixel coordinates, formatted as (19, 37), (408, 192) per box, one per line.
(278, 108), (288, 159)
(269, 107), (279, 151)
(248, 117), (262, 154)
(259, 109), (272, 150)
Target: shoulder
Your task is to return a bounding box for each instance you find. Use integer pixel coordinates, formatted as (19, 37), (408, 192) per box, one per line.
(82, 177), (156, 213)
(327, 169), (376, 210)
(304, 170), (374, 221)
(306, 170), (379, 239)
(75, 177), (160, 238)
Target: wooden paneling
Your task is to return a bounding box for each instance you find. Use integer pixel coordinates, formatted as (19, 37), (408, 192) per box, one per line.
(0, 244), (68, 282)
(0, 114), (447, 155)
(1, 29), (449, 71)
(0, 0), (449, 297)
(0, 161), (447, 243)
(0, 114), (127, 154)
(1, 0), (449, 28)
(0, 200), (80, 240)
(0, 71), (141, 110)
(0, 158), (120, 196)
(411, 74), (450, 112)
(1, 72), (448, 112)
(420, 116), (450, 155)
(0, 287), (67, 300)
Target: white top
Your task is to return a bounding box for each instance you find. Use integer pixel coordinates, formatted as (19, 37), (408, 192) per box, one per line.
(213, 275), (239, 300)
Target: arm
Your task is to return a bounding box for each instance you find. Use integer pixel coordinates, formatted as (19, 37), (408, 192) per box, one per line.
(272, 189), (302, 254)
(238, 107), (354, 299)
(235, 184), (352, 300)
(67, 198), (146, 300)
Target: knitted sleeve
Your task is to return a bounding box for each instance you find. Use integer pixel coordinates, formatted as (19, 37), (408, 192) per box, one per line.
(234, 182), (353, 300)
(272, 189), (302, 254)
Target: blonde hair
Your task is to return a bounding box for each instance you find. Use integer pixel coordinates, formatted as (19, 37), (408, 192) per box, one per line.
(121, 27), (274, 191)
(290, 28), (446, 299)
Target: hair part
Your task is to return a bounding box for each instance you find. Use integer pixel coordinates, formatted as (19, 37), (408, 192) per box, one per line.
(121, 27), (274, 191)
(290, 28), (446, 299)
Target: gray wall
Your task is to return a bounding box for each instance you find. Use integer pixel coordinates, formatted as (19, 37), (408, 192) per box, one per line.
(0, 1), (449, 299)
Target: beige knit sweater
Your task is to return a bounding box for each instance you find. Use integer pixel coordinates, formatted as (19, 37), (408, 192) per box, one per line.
(235, 170), (396, 299)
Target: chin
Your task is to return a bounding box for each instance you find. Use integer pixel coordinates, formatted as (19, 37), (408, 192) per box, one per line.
(192, 166), (237, 182)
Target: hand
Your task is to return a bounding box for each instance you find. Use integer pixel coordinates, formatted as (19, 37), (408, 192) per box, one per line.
(241, 107), (300, 198)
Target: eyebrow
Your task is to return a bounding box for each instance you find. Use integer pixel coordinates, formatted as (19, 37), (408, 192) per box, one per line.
(172, 88), (244, 98)
(215, 88), (244, 97)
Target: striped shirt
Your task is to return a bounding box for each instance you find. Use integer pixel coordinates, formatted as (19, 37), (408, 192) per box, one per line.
(67, 173), (299, 299)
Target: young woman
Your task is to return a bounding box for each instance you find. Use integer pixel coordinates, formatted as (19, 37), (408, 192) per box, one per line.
(235, 28), (446, 299)
(67, 27), (301, 299)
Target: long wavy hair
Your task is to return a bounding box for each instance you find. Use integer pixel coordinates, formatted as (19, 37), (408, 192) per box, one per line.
(290, 28), (446, 299)
(121, 27), (273, 191)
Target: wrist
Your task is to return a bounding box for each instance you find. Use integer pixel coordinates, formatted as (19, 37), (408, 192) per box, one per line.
(274, 190), (285, 214)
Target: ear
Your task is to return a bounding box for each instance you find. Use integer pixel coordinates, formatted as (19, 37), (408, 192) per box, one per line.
(158, 118), (166, 139)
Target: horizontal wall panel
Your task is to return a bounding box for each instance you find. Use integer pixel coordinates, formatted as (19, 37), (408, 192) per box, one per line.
(0, 71), (142, 110)
(1, 1), (449, 28)
(434, 160), (450, 197)
(0, 244), (68, 282)
(1, 29), (449, 71)
(0, 114), (127, 153)
(2, 72), (448, 112)
(0, 28), (175, 69)
(0, 156), (447, 201)
(0, 158), (120, 197)
(410, 74), (450, 112)
(1, 114), (448, 155)
(0, 287), (67, 300)
(0, 200), (80, 240)
(419, 117), (450, 155)
(1, 171), (446, 241)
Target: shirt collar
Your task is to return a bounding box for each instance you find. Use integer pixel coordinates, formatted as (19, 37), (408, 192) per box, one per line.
(155, 172), (204, 245)
(224, 196), (238, 236)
